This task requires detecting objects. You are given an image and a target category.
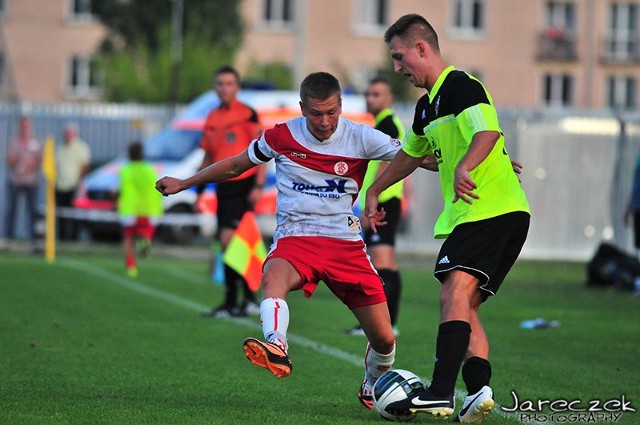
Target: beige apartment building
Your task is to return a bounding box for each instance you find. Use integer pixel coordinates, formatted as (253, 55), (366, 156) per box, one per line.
(238, 0), (640, 108)
(2, 0), (640, 109)
(0, 0), (106, 102)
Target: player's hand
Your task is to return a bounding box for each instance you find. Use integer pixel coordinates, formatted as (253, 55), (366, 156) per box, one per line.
(156, 176), (183, 196)
(248, 186), (263, 206)
(366, 207), (387, 234)
(511, 159), (523, 174)
(364, 189), (385, 233)
(511, 159), (523, 182)
(453, 167), (479, 204)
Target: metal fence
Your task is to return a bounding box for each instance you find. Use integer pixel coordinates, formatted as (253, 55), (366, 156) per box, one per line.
(1, 100), (639, 261)
(394, 106), (640, 261)
(0, 101), (175, 241)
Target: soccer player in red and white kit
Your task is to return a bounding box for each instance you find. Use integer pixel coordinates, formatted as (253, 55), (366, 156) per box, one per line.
(156, 72), (435, 409)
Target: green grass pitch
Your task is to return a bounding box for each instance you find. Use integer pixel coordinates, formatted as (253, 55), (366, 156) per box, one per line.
(1, 243), (638, 424)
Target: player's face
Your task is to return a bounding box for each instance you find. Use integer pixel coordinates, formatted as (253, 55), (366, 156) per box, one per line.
(365, 82), (392, 115)
(389, 36), (426, 88)
(214, 72), (240, 106)
(300, 94), (342, 142)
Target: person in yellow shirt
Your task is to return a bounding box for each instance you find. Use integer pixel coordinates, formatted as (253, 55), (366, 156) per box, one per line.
(55, 122), (91, 241)
(117, 141), (163, 277)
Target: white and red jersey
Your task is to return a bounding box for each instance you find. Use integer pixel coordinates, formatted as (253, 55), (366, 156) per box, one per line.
(247, 116), (402, 242)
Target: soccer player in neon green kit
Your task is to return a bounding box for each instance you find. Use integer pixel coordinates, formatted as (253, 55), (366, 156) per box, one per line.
(365, 14), (530, 423)
(118, 141), (163, 277)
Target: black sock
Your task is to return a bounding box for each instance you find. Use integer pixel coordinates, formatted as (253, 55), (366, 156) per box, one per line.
(462, 356), (492, 395)
(223, 265), (240, 308)
(429, 320), (471, 397)
(379, 269), (401, 326)
(242, 279), (256, 304)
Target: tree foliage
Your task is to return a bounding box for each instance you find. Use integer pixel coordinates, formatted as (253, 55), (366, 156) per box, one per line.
(93, 0), (244, 103)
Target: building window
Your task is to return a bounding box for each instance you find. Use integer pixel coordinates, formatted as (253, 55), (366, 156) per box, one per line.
(605, 3), (639, 62)
(353, 0), (388, 35)
(451, 0), (485, 37)
(68, 55), (100, 97)
(262, 0), (293, 28)
(543, 73), (573, 106)
(607, 75), (636, 109)
(69, 0), (94, 22)
(539, 1), (577, 59)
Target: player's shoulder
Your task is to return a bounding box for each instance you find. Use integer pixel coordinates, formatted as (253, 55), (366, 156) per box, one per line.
(443, 70), (486, 97)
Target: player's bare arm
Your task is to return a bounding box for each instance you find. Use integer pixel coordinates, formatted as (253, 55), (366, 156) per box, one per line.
(366, 149), (424, 232)
(421, 154), (439, 171)
(453, 130), (499, 204)
(156, 149), (255, 196)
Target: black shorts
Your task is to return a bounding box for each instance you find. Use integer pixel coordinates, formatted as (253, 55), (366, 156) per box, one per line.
(363, 197), (402, 247)
(434, 211), (530, 298)
(216, 176), (256, 231)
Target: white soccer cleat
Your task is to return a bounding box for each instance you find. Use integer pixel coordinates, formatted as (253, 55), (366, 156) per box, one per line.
(454, 385), (494, 423)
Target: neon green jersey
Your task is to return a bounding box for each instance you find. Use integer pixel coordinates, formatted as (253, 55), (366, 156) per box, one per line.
(359, 108), (406, 209)
(118, 161), (163, 218)
(403, 66), (530, 238)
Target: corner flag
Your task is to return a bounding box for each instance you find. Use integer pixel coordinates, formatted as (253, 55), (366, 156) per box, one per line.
(42, 136), (57, 262)
(223, 211), (267, 292)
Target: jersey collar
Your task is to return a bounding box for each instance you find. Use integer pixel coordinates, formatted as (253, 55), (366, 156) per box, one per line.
(429, 65), (456, 103)
(374, 108), (394, 126)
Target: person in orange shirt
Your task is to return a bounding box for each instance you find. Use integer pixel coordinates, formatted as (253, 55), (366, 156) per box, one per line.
(199, 65), (266, 318)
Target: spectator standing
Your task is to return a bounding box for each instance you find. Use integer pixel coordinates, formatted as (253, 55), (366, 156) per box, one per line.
(118, 141), (163, 278)
(55, 122), (91, 241)
(199, 65), (266, 318)
(345, 77), (406, 336)
(3, 116), (43, 250)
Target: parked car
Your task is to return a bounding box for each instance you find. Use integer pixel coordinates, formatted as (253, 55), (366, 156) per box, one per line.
(73, 90), (373, 243)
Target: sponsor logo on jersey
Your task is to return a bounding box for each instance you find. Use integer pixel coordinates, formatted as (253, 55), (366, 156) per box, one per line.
(291, 179), (348, 199)
(334, 161), (348, 176)
(290, 151), (307, 159)
(348, 215), (361, 232)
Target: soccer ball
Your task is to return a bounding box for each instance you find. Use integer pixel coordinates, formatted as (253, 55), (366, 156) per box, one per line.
(373, 369), (424, 422)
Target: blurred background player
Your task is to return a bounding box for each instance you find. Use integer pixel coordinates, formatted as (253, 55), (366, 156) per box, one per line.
(198, 65), (266, 318)
(117, 141), (163, 277)
(345, 77), (406, 336)
(55, 121), (91, 241)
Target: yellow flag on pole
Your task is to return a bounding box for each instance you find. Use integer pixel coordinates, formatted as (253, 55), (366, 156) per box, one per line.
(223, 211), (267, 292)
(42, 136), (56, 262)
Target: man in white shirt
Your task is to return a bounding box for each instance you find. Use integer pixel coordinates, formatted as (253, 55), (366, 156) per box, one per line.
(55, 122), (91, 241)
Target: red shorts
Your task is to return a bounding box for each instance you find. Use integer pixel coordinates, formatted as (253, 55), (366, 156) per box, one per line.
(266, 236), (386, 309)
(122, 217), (157, 239)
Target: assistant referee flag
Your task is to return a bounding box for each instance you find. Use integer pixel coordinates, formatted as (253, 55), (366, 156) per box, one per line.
(223, 211), (267, 292)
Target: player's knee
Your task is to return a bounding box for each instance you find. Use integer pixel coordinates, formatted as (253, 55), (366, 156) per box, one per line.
(368, 332), (396, 353)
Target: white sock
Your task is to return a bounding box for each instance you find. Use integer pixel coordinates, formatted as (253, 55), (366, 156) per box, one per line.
(260, 297), (289, 352)
(363, 342), (396, 389)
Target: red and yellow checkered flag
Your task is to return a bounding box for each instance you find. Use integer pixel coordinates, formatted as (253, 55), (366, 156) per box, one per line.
(223, 211), (267, 292)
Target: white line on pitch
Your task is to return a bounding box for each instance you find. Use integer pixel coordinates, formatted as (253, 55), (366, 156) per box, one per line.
(60, 258), (538, 424)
